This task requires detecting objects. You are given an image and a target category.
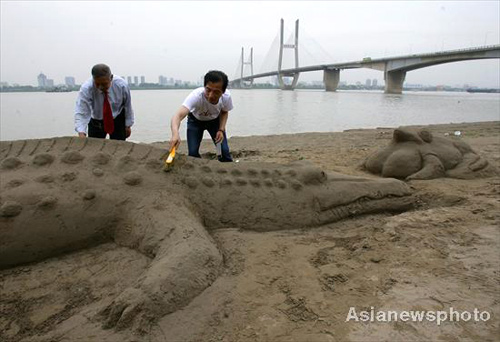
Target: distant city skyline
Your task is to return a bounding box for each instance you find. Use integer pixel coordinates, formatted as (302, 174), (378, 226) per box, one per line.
(1, 71), (491, 90)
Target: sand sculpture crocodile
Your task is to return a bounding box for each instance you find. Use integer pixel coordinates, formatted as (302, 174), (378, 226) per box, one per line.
(364, 127), (498, 180)
(0, 137), (414, 332)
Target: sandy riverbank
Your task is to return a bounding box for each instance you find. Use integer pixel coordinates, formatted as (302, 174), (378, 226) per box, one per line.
(1, 121), (499, 341)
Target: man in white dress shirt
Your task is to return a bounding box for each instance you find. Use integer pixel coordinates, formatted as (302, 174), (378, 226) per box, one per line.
(170, 70), (233, 162)
(74, 64), (134, 140)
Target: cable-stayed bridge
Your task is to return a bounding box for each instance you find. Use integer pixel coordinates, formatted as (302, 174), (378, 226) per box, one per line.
(230, 19), (500, 94)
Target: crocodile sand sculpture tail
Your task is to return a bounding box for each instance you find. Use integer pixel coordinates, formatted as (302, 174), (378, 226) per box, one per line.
(0, 137), (414, 332)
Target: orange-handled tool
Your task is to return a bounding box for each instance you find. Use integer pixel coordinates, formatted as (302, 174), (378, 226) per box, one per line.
(163, 146), (176, 172)
(166, 146), (176, 164)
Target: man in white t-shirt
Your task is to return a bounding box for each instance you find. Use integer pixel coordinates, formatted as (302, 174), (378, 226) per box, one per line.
(170, 70), (233, 162)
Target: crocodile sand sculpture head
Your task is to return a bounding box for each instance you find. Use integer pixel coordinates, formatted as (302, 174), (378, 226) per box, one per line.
(1, 137), (414, 333)
(363, 127), (498, 180)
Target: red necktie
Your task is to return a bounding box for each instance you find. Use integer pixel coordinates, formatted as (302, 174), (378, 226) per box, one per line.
(103, 91), (114, 135)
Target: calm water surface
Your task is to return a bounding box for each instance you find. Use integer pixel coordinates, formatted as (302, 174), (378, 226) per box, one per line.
(1, 89), (499, 143)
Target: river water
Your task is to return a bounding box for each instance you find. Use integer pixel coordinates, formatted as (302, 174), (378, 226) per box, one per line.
(1, 89), (499, 143)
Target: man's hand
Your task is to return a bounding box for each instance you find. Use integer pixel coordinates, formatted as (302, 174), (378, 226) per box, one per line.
(215, 130), (224, 144)
(170, 133), (181, 151)
(78, 132), (86, 138)
(125, 126), (132, 138)
(169, 106), (189, 150)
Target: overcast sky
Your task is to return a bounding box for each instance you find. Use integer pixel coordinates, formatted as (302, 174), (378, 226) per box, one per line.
(1, 1), (499, 87)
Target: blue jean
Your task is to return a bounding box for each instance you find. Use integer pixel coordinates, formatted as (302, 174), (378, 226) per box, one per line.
(187, 113), (233, 162)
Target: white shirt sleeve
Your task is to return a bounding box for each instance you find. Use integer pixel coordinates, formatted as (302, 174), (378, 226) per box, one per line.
(222, 93), (233, 112)
(123, 84), (134, 127)
(182, 90), (199, 113)
(74, 85), (92, 133)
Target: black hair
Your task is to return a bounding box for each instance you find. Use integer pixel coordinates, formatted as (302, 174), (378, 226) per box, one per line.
(204, 70), (228, 92)
(91, 64), (112, 78)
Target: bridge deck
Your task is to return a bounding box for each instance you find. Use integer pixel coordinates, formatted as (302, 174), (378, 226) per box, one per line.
(230, 44), (500, 83)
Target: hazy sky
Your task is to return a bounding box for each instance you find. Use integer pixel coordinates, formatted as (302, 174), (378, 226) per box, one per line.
(1, 1), (499, 87)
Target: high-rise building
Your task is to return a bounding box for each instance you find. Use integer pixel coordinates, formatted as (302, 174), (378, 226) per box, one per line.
(127, 76), (132, 85)
(365, 79), (372, 87)
(134, 76), (139, 86)
(46, 79), (54, 87)
(37, 73), (48, 88)
(140, 76), (145, 84)
(65, 76), (76, 87)
(372, 79), (378, 87)
(159, 75), (169, 85)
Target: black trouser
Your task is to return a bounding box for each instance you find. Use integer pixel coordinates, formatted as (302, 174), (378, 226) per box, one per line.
(187, 113), (233, 162)
(88, 109), (126, 140)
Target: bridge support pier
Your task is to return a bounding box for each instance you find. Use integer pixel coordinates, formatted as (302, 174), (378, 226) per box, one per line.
(384, 70), (406, 94)
(278, 74), (300, 90)
(323, 69), (340, 91)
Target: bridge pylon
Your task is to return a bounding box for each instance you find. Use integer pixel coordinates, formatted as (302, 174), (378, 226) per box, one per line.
(278, 19), (300, 90)
(237, 47), (254, 89)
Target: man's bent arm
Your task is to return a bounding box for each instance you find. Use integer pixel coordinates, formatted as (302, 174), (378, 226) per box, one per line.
(74, 89), (92, 136)
(219, 110), (229, 132)
(170, 106), (190, 149)
(124, 84), (134, 128)
(171, 106), (190, 134)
